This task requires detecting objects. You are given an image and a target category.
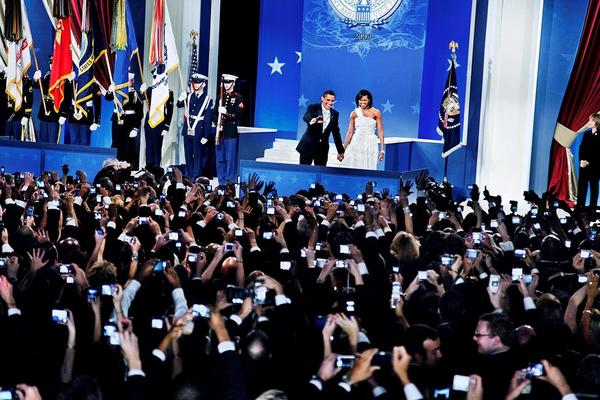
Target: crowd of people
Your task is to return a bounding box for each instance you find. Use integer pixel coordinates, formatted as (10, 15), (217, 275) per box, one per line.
(0, 162), (599, 400)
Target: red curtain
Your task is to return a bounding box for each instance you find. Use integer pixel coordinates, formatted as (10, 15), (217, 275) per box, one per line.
(547, 0), (600, 202)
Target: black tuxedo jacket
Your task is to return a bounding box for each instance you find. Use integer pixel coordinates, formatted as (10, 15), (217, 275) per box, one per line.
(296, 103), (345, 160)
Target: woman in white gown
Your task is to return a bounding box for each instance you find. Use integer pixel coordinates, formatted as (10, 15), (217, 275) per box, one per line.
(342, 89), (385, 170)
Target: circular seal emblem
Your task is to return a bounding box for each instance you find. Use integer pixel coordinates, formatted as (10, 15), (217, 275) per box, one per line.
(328, 0), (403, 27)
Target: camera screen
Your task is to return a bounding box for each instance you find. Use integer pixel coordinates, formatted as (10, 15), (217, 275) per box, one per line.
(224, 243), (235, 252)
(335, 355), (355, 369)
(188, 254), (197, 263)
(339, 245), (350, 254)
(262, 232), (273, 240)
(168, 232), (179, 241)
(581, 250), (592, 259)
(511, 268), (523, 281)
(51, 309), (68, 324)
(151, 318), (164, 329)
(101, 284), (114, 296)
(139, 217), (148, 225)
(235, 229), (243, 237)
(525, 363), (544, 378)
(192, 304), (210, 319)
(418, 271), (428, 280)
(59, 264), (71, 274)
(315, 258), (326, 268)
(441, 255), (453, 265)
(514, 249), (527, 259)
(154, 261), (166, 272)
(466, 249), (478, 259)
(280, 261), (291, 270)
(452, 375), (470, 392)
(335, 260), (347, 269)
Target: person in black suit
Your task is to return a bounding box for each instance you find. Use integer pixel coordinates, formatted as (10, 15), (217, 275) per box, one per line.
(576, 112), (600, 209)
(296, 89), (345, 166)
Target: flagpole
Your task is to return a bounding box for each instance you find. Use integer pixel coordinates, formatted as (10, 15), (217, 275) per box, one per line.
(102, 51), (123, 118)
(134, 51), (149, 109)
(31, 47), (49, 115)
(57, 124), (62, 144)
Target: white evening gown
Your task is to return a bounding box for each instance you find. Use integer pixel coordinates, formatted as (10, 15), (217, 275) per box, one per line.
(343, 107), (378, 170)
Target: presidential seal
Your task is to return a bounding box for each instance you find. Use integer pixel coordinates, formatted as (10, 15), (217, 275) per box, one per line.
(328, 0), (403, 28)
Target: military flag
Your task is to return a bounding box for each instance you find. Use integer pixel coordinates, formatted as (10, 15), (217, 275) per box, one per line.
(111, 0), (138, 110)
(5, 0), (32, 112)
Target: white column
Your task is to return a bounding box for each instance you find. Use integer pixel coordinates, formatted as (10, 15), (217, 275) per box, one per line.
(476, 0), (544, 204)
(207, 0), (221, 99)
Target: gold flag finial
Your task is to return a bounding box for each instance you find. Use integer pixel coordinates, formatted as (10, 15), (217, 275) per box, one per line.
(449, 41), (459, 53)
(190, 30), (198, 41)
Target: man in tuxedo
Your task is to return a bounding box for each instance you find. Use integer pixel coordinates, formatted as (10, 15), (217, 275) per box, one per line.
(296, 89), (345, 166)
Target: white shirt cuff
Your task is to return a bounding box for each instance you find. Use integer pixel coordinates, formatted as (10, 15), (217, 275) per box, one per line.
(309, 379), (323, 391)
(176, 183), (185, 190)
(4, 199), (15, 205)
(383, 226), (392, 234)
(126, 279), (142, 291)
(15, 200), (26, 208)
(523, 297), (536, 311)
(275, 294), (291, 306)
(499, 241), (515, 252)
(562, 394), (577, 400)
(73, 197), (83, 206)
(2, 243), (14, 253)
(152, 349), (167, 362)
(250, 246), (261, 253)
(258, 316), (270, 323)
(8, 307), (22, 316)
(66, 218), (76, 226)
(284, 218), (292, 224)
(366, 231), (377, 239)
(373, 386), (387, 398)
(128, 369), (145, 377)
(228, 223), (238, 231)
(403, 383), (424, 400)
(196, 220), (207, 228)
(338, 382), (352, 393)
(280, 248), (290, 254)
(320, 220), (331, 228)
(375, 228), (385, 237)
(353, 220), (365, 229)
(229, 314), (243, 326)
(218, 341), (235, 353)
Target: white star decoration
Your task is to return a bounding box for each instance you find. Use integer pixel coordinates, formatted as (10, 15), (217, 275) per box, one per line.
(298, 94), (308, 107)
(447, 58), (460, 71)
(381, 100), (395, 114)
(410, 102), (420, 115)
(267, 57), (285, 75)
(295, 51), (302, 63)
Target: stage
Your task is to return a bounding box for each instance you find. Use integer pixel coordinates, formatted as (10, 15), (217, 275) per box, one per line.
(0, 138), (116, 177)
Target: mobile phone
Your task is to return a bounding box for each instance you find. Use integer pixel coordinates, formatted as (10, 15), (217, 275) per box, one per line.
(139, 217), (149, 225)
(151, 318), (164, 329)
(253, 280), (267, 305)
(59, 264), (71, 275)
(154, 261), (166, 271)
(357, 204), (365, 212)
(433, 388), (450, 399)
(52, 309), (68, 324)
(266, 207), (275, 215)
(101, 284), (115, 296)
(280, 261), (292, 270)
(339, 245), (350, 255)
(26, 206), (34, 217)
(191, 304), (210, 319)
(452, 375), (471, 392)
(560, 217), (568, 224)
(300, 248), (307, 258)
(187, 254), (198, 263)
(36, 180), (45, 188)
(96, 194), (102, 203)
(217, 189), (225, 196)
(96, 229), (104, 237)
(418, 271), (428, 280)
(234, 229), (243, 237)
(216, 212), (224, 220)
(224, 243), (235, 252)
(512, 216), (521, 225)
(490, 219), (499, 228)
(489, 274), (500, 293)
(580, 250), (592, 259)
(345, 300), (356, 313)
(314, 315), (327, 329)
(523, 274), (533, 284)
(511, 268), (523, 281)
(578, 274), (588, 283)
(565, 240), (571, 248)
(262, 231), (273, 240)
(335, 355), (355, 369)
(178, 210), (186, 218)
(227, 286), (252, 304)
(94, 211), (102, 220)
(514, 249), (527, 259)
(0, 389), (16, 399)
(226, 201), (236, 208)
(524, 362), (544, 378)
(168, 232), (179, 241)
(89, 187), (96, 195)
(103, 324), (120, 345)
(531, 208), (538, 216)
(391, 266), (400, 274)
(335, 260), (347, 269)
(115, 184), (121, 191)
(371, 351), (392, 367)
(166, 166), (173, 173)
(87, 288), (98, 303)
(532, 222), (541, 231)
(466, 249), (478, 259)
(472, 232), (482, 243)
(438, 211), (447, 219)
(440, 254), (454, 266)
(0, 258), (7, 268)
(315, 258), (326, 268)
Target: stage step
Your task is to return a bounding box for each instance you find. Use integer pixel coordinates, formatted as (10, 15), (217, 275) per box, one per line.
(256, 139), (347, 168)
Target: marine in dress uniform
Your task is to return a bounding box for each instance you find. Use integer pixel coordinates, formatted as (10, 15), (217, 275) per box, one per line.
(5, 75), (33, 141)
(176, 73), (213, 179)
(106, 73), (144, 168)
(140, 65), (174, 168)
(32, 59), (68, 143)
(64, 81), (102, 146)
(215, 73), (244, 183)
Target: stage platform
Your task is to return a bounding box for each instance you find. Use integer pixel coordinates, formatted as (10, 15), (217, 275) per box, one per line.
(239, 160), (427, 197)
(0, 138), (116, 177)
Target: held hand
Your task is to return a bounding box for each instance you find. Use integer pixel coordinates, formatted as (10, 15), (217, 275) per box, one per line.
(21, 117), (28, 126)
(337, 153), (344, 162)
(178, 92), (186, 102)
(378, 151), (385, 162)
(580, 160), (589, 168)
(33, 70), (42, 81)
(108, 84), (115, 93)
(58, 116), (66, 125)
(139, 83), (147, 93)
(90, 123), (99, 131)
(218, 106), (227, 114)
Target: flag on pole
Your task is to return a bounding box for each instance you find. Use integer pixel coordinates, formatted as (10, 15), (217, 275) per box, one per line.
(111, 0), (138, 110)
(5, 0), (32, 112)
(436, 49), (461, 158)
(49, 17), (73, 112)
(0, 2), (9, 70)
(74, 0), (95, 118)
(187, 33), (199, 88)
(91, 0), (114, 92)
(147, 0), (179, 128)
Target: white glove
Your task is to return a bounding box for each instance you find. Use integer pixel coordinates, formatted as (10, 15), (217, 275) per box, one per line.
(68, 71), (76, 81)
(139, 83), (147, 93)
(90, 123), (99, 131)
(161, 130), (168, 137)
(129, 128), (138, 138)
(108, 84), (115, 93)
(178, 92), (186, 102)
(21, 117), (28, 126)
(218, 106), (227, 114)
(58, 116), (66, 125)
(33, 70), (42, 81)
(200, 138), (208, 145)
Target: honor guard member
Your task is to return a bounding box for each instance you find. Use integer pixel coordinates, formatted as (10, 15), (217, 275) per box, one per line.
(0, 68), (8, 139)
(6, 74), (33, 141)
(176, 73), (213, 179)
(215, 73), (244, 183)
(106, 73), (144, 168)
(32, 58), (68, 143)
(65, 80), (102, 146)
(140, 65), (174, 168)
